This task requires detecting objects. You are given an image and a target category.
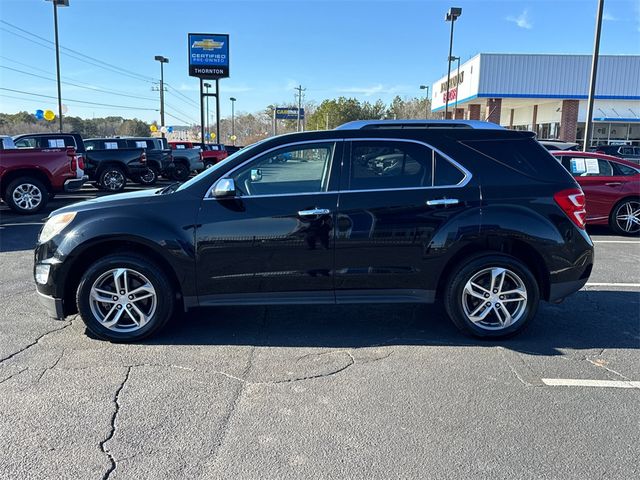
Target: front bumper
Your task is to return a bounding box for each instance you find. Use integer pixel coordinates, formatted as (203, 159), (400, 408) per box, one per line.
(37, 290), (65, 320)
(64, 175), (88, 192)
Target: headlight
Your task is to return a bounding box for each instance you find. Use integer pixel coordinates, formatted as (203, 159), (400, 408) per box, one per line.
(39, 212), (77, 243)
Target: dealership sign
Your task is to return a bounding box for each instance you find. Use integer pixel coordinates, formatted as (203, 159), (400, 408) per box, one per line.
(275, 107), (304, 120)
(188, 33), (229, 79)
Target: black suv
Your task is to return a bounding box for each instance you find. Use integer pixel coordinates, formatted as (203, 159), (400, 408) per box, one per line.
(34, 121), (594, 341)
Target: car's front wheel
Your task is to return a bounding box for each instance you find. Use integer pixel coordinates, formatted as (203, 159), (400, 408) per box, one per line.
(444, 254), (539, 338)
(76, 254), (175, 342)
(171, 161), (190, 181)
(610, 198), (640, 236)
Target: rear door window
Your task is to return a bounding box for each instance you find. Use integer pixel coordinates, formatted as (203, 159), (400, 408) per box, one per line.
(349, 141), (432, 190)
(434, 152), (466, 186)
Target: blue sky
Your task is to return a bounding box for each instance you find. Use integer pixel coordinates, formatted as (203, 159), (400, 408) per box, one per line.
(0, 0), (638, 125)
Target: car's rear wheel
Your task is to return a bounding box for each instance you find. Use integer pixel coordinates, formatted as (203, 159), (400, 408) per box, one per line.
(171, 161), (190, 181)
(76, 254), (174, 342)
(99, 167), (127, 192)
(5, 177), (48, 214)
(135, 167), (158, 186)
(610, 198), (640, 236)
(444, 254), (539, 338)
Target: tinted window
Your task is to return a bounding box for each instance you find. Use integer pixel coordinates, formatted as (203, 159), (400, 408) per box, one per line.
(232, 142), (334, 196)
(434, 152), (465, 186)
(464, 138), (556, 179)
(349, 141), (431, 190)
(612, 162), (640, 176)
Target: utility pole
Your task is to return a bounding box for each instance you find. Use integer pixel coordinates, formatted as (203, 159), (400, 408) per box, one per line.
(584, 0), (604, 150)
(444, 7), (462, 119)
(295, 84), (306, 132)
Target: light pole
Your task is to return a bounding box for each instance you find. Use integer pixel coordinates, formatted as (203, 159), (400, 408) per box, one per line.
(444, 7), (462, 119)
(46, 0), (69, 132)
(230, 97), (237, 145)
(449, 55), (461, 111)
(154, 55), (169, 136)
(584, 0), (604, 150)
(419, 85), (430, 118)
(204, 82), (211, 141)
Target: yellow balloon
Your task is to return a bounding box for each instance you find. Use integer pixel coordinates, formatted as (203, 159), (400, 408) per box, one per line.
(210, 133), (216, 139)
(150, 124), (158, 132)
(44, 110), (56, 121)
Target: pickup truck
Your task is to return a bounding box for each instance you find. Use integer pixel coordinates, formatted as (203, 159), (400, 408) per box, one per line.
(13, 133), (147, 192)
(86, 137), (175, 185)
(201, 143), (229, 168)
(0, 146), (86, 214)
(169, 141), (205, 179)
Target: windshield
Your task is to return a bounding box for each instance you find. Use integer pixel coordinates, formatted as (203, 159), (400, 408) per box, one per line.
(176, 139), (268, 192)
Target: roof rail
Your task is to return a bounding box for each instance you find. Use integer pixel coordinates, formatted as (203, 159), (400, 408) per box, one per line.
(335, 119), (504, 130)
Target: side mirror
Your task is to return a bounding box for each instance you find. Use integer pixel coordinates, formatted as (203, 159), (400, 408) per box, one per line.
(212, 178), (236, 198)
(250, 168), (262, 182)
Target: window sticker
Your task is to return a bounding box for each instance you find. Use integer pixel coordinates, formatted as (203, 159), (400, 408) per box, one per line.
(585, 158), (600, 174)
(176, 144), (185, 149)
(135, 141), (147, 149)
(48, 139), (65, 148)
(570, 158), (586, 174)
(104, 142), (118, 149)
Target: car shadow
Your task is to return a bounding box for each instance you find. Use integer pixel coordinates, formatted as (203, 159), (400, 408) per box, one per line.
(140, 290), (639, 356)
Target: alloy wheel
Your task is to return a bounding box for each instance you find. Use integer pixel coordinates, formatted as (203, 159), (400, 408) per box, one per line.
(103, 170), (125, 191)
(461, 267), (528, 330)
(12, 183), (43, 211)
(140, 168), (157, 184)
(615, 200), (640, 234)
(89, 268), (157, 332)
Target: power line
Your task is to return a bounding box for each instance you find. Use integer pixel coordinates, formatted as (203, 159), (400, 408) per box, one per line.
(0, 65), (159, 103)
(0, 20), (156, 83)
(164, 100), (200, 125)
(0, 87), (158, 111)
(165, 83), (200, 108)
(0, 25), (156, 85)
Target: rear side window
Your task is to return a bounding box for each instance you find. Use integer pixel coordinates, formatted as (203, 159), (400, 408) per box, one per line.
(434, 152), (465, 186)
(349, 141), (432, 190)
(14, 138), (38, 148)
(613, 162), (640, 176)
(463, 138), (559, 180)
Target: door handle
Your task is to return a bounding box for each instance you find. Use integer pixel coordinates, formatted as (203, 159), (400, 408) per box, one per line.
(298, 208), (331, 216)
(426, 198), (460, 206)
(605, 182), (622, 186)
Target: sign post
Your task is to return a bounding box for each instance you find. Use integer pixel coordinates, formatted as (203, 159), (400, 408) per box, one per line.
(188, 33), (229, 145)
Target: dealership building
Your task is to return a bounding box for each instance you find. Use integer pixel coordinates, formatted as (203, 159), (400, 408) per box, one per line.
(430, 54), (640, 145)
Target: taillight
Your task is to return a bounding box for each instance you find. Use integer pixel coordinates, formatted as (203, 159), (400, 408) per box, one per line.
(554, 188), (586, 229)
(141, 152), (147, 164)
(70, 155), (77, 173)
(77, 155), (85, 170)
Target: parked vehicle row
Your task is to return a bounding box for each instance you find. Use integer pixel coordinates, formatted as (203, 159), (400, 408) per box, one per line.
(34, 120), (594, 342)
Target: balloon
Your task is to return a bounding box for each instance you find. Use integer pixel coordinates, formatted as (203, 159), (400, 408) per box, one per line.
(210, 133), (216, 139)
(230, 135), (237, 141)
(205, 132), (210, 140)
(35, 109), (44, 120)
(150, 124), (158, 132)
(44, 110), (56, 121)
(167, 126), (173, 133)
(160, 126), (167, 134)
(61, 104), (68, 114)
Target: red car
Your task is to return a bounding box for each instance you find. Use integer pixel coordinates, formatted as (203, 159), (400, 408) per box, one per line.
(552, 151), (640, 235)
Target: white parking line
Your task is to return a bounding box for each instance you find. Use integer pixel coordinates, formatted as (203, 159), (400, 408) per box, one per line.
(542, 378), (640, 389)
(592, 241), (640, 244)
(585, 282), (640, 288)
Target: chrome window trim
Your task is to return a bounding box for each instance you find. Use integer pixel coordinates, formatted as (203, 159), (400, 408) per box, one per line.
(204, 137), (472, 200)
(348, 137), (472, 189)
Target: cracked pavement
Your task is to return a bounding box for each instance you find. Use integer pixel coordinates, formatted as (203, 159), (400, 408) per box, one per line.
(1, 198), (639, 478)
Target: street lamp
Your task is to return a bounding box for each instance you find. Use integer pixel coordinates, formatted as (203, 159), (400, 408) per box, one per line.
(444, 7), (462, 119)
(45, 0), (69, 133)
(448, 56), (461, 111)
(419, 85), (430, 118)
(204, 82), (212, 141)
(154, 55), (169, 136)
(229, 97), (237, 145)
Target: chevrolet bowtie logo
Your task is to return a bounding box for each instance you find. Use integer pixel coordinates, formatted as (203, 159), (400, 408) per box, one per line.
(192, 39), (224, 50)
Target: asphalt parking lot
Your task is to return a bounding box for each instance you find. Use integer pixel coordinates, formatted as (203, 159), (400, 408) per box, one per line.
(0, 184), (638, 479)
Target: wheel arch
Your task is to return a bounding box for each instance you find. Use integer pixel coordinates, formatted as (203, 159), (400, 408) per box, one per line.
(0, 169), (52, 198)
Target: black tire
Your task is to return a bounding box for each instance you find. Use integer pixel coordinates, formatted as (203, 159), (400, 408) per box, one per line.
(204, 161), (216, 170)
(76, 254), (175, 342)
(444, 254), (540, 338)
(99, 166), (127, 192)
(609, 198), (640, 236)
(5, 176), (49, 214)
(171, 161), (190, 181)
(134, 167), (158, 186)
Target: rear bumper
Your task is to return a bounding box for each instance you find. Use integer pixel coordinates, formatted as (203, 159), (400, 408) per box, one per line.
(63, 175), (88, 192)
(37, 290), (65, 320)
(548, 277), (589, 303)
